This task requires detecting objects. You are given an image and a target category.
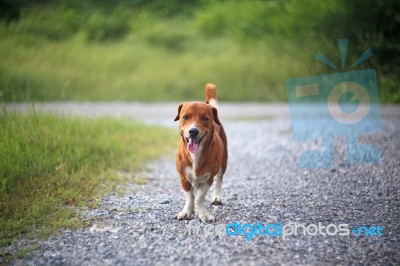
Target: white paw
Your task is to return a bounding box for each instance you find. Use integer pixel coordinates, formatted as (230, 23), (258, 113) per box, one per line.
(196, 209), (215, 222)
(211, 196), (222, 205)
(176, 210), (192, 220)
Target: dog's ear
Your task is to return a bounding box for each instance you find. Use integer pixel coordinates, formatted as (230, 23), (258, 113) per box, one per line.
(212, 107), (222, 125)
(174, 104), (183, 121)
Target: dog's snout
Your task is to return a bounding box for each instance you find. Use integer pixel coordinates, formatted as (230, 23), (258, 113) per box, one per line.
(189, 128), (199, 138)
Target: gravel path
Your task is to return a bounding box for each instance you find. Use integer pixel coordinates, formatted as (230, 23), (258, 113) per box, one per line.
(3, 102), (400, 265)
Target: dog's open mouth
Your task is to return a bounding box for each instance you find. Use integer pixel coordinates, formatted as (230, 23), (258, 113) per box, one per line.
(186, 133), (206, 154)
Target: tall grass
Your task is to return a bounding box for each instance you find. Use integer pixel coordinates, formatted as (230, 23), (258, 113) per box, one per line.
(0, 28), (320, 102)
(0, 2), (329, 102)
(0, 0), (398, 102)
(0, 111), (177, 247)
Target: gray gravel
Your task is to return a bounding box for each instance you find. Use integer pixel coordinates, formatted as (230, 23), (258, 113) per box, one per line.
(2, 103), (400, 265)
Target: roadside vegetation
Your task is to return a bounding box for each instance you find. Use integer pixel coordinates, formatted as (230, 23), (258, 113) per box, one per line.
(0, 111), (177, 248)
(0, 0), (398, 103)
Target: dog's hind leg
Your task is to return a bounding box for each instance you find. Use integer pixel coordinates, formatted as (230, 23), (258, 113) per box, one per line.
(211, 169), (223, 205)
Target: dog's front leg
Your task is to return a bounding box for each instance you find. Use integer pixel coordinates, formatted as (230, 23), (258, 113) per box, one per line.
(176, 176), (194, 220)
(195, 182), (215, 222)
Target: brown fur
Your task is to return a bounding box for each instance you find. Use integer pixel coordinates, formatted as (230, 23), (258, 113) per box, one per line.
(174, 83), (228, 221)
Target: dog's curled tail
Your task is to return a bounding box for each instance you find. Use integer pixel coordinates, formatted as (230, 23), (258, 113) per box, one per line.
(205, 83), (218, 109)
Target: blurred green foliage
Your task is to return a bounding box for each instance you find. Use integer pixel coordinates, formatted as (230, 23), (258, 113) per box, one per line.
(10, 6), (83, 41)
(85, 10), (130, 42)
(0, 0), (399, 102)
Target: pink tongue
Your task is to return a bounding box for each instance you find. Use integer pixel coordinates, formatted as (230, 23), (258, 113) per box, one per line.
(187, 138), (199, 153)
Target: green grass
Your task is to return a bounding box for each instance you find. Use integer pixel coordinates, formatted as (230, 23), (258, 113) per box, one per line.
(0, 1), (398, 103)
(0, 7), (319, 104)
(0, 110), (177, 249)
(0, 19), (323, 103)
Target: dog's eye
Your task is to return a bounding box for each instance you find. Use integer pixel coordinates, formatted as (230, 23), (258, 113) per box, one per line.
(182, 115), (189, 120)
(202, 116), (209, 122)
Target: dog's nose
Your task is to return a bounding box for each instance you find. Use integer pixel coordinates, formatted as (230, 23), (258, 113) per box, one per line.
(189, 128), (199, 137)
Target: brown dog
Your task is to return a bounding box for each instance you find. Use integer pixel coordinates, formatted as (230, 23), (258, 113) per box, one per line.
(174, 83), (228, 222)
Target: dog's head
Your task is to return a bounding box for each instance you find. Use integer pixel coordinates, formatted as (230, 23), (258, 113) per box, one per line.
(174, 102), (221, 154)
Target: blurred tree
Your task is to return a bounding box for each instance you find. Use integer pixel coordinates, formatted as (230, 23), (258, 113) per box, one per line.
(0, 0), (22, 21)
(321, 0), (400, 66)
(0, 0), (54, 22)
(361, 0), (399, 70)
(323, 0), (400, 100)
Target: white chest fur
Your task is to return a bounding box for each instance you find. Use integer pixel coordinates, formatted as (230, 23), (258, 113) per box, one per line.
(184, 142), (211, 186)
(185, 166), (210, 187)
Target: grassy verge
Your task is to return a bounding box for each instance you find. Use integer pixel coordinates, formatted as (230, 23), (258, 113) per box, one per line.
(0, 1), (398, 103)
(0, 110), (177, 249)
(0, 32), (313, 102)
